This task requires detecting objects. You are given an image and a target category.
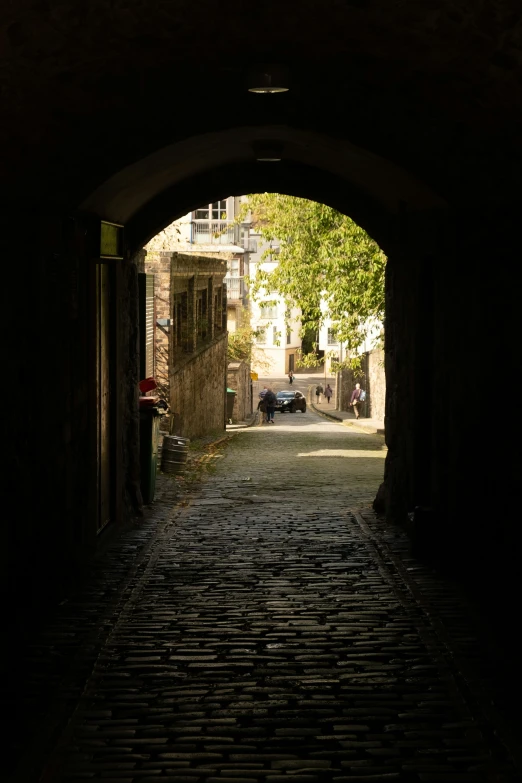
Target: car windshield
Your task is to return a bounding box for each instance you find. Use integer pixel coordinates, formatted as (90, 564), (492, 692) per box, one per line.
(276, 391), (294, 399)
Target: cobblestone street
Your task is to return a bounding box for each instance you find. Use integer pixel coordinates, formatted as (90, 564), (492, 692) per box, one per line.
(12, 411), (521, 783)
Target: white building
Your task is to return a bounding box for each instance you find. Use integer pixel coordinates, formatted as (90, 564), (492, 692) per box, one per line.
(248, 229), (302, 376)
(318, 311), (383, 373)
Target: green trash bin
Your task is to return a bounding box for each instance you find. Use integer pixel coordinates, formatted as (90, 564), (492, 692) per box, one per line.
(139, 405), (161, 504)
(226, 388), (236, 422)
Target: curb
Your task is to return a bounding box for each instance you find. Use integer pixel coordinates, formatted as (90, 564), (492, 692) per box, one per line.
(226, 411), (260, 431)
(342, 420), (385, 436)
(311, 404), (385, 436)
(311, 404), (344, 424)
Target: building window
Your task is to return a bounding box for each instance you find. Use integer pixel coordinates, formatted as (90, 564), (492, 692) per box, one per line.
(197, 288), (208, 340)
(192, 199), (238, 245)
(174, 291), (189, 352)
(256, 328), (266, 345)
(287, 330), (291, 345)
(227, 258), (240, 277)
(327, 328), (338, 345)
(259, 303), (278, 319)
(195, 200), (227, 220)
(273, 326), (279, 345)
(214, 287), (224, 332)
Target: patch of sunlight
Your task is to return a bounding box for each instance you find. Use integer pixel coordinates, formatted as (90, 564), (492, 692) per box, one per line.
(297, 449), (386, 459)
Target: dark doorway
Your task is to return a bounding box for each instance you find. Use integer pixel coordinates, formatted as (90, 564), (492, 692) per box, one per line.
(95, 263), (113, 534)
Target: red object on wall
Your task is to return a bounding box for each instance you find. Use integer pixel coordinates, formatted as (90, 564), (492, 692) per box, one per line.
(139, 377), (157, 393)
(139, 395), (160, 407)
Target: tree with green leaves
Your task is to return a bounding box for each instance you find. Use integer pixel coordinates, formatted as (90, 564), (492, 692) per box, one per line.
(227, 308), (271, 373)
(240, 194), (386, 368)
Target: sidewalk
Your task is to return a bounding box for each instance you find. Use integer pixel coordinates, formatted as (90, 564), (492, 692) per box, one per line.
(226, 410), (259, 430)
(312, 398), (385, 435)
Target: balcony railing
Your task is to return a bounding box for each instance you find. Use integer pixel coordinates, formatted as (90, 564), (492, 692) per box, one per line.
(191, 220), (240, 245)
(224, 276), (246, 301)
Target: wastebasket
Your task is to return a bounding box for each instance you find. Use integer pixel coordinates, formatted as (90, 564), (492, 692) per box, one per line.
(226, 388), (236, 422)
(139, 403), (162, 504)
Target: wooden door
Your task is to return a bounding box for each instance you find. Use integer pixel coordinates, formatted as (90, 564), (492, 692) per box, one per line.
(97, 263), (111, 533)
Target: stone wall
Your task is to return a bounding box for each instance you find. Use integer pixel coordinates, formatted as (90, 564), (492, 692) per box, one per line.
(227, 361), (252, 423)
(381, 209), (522, 602)
(169, 334), (227, 439)
(339, 348), (385, 420)
(4, 217), (101, 606)
(367, 349), (385, 421)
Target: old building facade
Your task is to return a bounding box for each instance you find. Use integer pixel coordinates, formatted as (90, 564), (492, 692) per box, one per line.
(148, 197), (253, 333)
(167, 252), (228, 438)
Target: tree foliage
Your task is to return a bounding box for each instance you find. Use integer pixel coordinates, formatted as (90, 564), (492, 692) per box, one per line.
(227, 309), (271, 372)
(240, 194), (386, 367)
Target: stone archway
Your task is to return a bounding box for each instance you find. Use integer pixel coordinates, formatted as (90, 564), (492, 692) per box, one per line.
(2, 2), (522, 616)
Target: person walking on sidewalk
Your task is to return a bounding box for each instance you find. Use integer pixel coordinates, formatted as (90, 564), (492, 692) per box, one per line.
(324, 384), (333, 404)
(288, 370), (294, 385)
(257, 396), (268, 424)
(264, 387), (277, 423)
(350, 382), (362, 419)
(315, 383), (324, 403)
(258, 386), (269, 424)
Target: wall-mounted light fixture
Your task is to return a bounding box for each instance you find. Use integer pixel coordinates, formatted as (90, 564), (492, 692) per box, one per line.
(252, 140), (284, 162)
(247, 64), (290, 94)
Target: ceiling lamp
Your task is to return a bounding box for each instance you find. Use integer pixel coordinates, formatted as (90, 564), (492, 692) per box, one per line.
(252, 140), (284, 162)
(247, 65), (290, 94)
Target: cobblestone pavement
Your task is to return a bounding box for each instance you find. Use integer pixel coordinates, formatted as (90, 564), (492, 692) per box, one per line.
(12, 410), (522, 782)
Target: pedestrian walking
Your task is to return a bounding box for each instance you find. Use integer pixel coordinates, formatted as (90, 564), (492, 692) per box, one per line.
(257, 386), (269, 423)
(257, 395), (268, 424)
(324, 384), (333, 404)
(264, 387), (277, 423)
(315, 383), (323, 403)
(288, 370), (294, 385)
(350, 382), (362, 419)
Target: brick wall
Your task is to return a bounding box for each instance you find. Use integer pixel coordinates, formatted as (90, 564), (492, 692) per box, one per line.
(227, 361), (252, 423)
(169, 334), (227, 439)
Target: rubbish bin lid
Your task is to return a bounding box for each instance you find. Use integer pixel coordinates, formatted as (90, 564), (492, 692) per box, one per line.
(139, 377), (157, 393)
(226, 388), (236, 393)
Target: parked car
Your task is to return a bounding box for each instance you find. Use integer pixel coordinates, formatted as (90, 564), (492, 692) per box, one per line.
(275, 390), (307, 413)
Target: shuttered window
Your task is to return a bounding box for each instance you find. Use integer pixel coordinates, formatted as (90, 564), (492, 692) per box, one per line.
(139, 273), (155, 380)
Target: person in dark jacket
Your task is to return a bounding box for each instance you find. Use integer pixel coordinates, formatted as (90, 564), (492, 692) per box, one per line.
(257, 395), (268, 424)
(264, 388), (277, 423)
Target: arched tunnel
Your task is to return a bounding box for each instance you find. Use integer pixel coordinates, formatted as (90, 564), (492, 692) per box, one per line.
(2, 2), (522, 778)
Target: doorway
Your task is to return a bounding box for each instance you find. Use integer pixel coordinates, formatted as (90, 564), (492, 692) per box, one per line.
(95, 263), (113, 534)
